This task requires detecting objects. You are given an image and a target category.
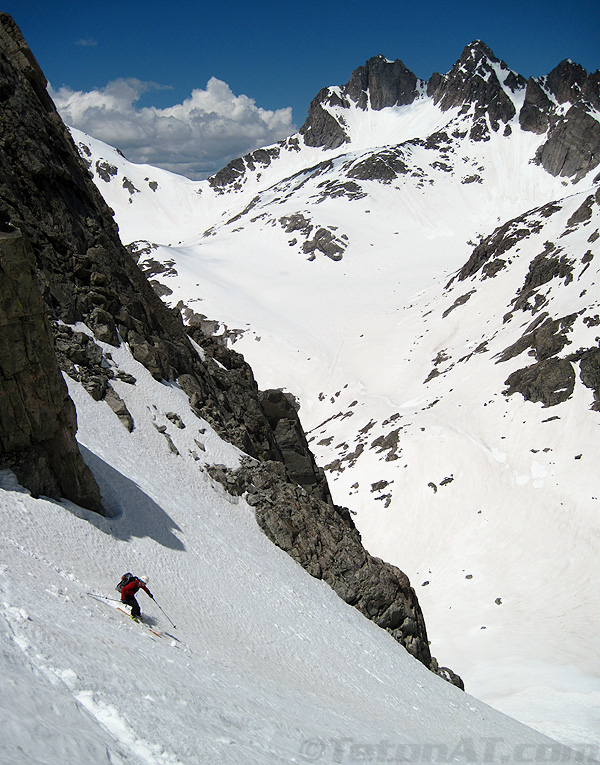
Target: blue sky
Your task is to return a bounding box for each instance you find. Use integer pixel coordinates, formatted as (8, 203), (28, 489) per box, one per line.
(5, 0), (598, 178)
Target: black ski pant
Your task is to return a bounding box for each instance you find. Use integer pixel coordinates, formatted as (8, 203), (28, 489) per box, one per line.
(122, 595), (141, 617)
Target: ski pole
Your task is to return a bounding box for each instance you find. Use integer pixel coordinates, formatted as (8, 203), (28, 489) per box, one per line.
(87, 592), (122, 603)
(151, 597), (176, 629)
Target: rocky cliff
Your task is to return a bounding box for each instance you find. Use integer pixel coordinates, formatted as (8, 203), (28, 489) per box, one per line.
(0, 14), (458, 685)
(0, 226), (102, 509)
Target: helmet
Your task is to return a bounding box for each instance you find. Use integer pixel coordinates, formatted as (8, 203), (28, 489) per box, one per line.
(140, 575), (149, 584)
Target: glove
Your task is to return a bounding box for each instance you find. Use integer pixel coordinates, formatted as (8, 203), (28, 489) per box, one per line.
(149, 593), (154, 599)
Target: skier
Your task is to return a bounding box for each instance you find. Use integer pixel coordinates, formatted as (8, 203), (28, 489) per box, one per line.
(116, 573), (154, 619)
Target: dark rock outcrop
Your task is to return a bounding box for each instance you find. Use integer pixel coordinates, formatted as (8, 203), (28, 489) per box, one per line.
(300, 88), (350, 150)
(258, 389), (332, 503)
(503, 358), (575, 407)
(347, 147), (409, 182)
(301, 226), (346, 260)
(0, 228), (103, 510)
(427, 40), (526, 141)
(535, 105), (600, 182)
(209, 459), (463, 689)
(498, 314), (576, 364)
(530, 61), (600, 181)
(208, 146), (281, 192)
(545, 60), (589, 105)
(511, 250), (575, 313)
(344, 55), (419, 111)
(519, 78), (553, 134)
(519, 60), (597, 142)
(183, 329), (287, 462)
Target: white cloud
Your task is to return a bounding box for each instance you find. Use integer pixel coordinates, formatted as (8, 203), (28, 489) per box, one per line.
(49, 78), (296, 180)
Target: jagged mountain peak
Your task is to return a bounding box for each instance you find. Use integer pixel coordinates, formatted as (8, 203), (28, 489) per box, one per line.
(294, 42), (600, 183)
(458, 39), (502, 66)
(427, 40), (525, 129)
(300, 40), (531, 150)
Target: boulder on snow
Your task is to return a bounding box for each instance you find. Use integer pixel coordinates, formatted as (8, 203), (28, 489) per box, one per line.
(503, 357), (575, 407)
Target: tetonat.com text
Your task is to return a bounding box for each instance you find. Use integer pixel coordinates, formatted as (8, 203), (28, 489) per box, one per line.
(297, 737), (599, 763)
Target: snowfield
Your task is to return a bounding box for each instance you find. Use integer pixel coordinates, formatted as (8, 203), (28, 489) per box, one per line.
(1, 343), (584, 764)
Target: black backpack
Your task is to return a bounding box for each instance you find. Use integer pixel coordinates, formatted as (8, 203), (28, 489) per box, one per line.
(116, 572), (135, 592)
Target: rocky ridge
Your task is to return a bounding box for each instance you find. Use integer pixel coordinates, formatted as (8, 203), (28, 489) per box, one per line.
(299, 41), (600, 183)
(207, 41), (599, 198)
(208, 458), (462, 687)
(0, 13), (292, 475)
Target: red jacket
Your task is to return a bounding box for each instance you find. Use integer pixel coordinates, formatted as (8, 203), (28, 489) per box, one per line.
(121, 578), (151, 600)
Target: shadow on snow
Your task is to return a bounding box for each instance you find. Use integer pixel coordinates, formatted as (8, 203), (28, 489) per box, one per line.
(77, 445), (186, 550)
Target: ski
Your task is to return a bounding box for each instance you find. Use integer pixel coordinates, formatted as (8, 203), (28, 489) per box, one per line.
(89, 593), (165, 638)
(116, 606), (165, 637)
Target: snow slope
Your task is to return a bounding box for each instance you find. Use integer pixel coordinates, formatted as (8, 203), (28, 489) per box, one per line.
(66, 56), (600, 750)
(1, 339), (580, 765)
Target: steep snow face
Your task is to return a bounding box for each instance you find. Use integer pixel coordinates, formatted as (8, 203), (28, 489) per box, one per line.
(0, 341), (572, 764)
(68, 57), (600, 748)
